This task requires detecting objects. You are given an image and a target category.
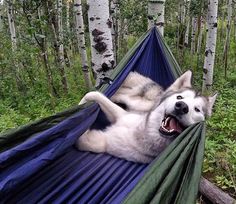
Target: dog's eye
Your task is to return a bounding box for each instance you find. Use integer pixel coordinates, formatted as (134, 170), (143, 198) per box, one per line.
(195, 107), (200, 112)
(177, 95), (183, 100)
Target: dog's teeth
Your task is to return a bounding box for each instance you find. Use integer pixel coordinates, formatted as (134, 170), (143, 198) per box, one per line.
(161, 121), (164, 128)
(170, 129), (174, 132)
(164, 116), (171, 126)
(164, 118), (168, 126)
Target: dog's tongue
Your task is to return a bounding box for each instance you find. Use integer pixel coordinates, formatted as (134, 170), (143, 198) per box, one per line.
(166, 116), (183, 133)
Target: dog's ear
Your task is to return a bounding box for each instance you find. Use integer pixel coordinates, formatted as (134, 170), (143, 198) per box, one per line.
(206, 93), (218, 116)
(166, 70), (192, 92)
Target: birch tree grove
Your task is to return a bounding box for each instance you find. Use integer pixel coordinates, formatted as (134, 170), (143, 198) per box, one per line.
(7, 0), (25, 92)
(87, 0), (115, 84)
(202, 0), (219, 92)
(74, 0), (92, 89)
(148, 0), (166, 35)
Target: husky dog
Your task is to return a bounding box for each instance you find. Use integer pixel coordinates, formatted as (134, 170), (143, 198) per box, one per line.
(76, 71), (217, 163)
(110, 72), (163, 112)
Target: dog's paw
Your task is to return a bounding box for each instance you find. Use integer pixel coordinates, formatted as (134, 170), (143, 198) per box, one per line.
(79, 97), (87, 105)
(79, 91), (101, 105)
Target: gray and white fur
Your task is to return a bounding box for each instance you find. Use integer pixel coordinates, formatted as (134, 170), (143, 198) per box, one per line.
(76, 71), (217, 163)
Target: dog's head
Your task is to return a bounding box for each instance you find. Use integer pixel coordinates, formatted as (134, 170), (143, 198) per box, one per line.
(159, 70), (217, 136)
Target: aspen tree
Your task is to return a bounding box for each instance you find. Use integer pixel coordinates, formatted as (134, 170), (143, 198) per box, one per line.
(57, 0), (68, 93)
(87, 0), (115, 84)
(197, 16), (204, 54)
(184, 0), (191, 47)
(110, 0), (119, 64)
(148, 0), (165, 35)
(202, 0), (218, 92)
(191, 16), (197, 54)
(7, 0), (16, 51)
(74, 0), (93, 89)
(223, 0), (232, 76)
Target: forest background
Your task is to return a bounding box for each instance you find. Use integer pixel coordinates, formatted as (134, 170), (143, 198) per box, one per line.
(0, 0), (235, 199)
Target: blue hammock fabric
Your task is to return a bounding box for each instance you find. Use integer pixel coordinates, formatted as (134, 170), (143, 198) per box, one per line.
(0, 28), (197, 203)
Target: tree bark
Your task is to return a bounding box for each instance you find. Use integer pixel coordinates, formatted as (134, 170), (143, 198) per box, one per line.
(234, 15), (236, 41)
(64, 0), (72, 67)
(199, 177), (236, 204)
(57, 0), (69, 93)
(148, 0), (166, 36)
(202, 0), (218, 92)
(197, 16), (204, 54)
(184, 18), (190, 47)
(7, 0), (17, 51)
(74, 0), (93, 89)
(0, 2), (4, 32)
(66, 0), (71, 33)
(223, 0), (232, 78)
(110, 0), (119, 64)
(191, 16), (197, 54)
(184, 0), (191, 47)
(87, 0), (115, 85)
(179, 0), (186, 24)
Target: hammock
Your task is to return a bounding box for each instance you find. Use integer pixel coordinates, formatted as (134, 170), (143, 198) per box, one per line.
(0, 27), (205, 204)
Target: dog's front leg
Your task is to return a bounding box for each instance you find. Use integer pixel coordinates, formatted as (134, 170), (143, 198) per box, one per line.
(79, 91), (127, 123)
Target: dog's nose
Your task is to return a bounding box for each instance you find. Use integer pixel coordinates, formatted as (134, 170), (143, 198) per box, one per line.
(175, 101), (189, 115)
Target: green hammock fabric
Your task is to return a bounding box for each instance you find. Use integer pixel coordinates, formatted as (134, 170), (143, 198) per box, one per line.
(124, 122), (206, 204)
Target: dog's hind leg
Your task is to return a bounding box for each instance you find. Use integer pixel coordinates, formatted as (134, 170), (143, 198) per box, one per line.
(80, 91), (126, 123)
(76, 130), (107, 153)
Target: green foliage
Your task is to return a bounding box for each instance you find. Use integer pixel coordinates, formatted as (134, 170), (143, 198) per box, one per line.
(119, 0), (148, 36)
(176, 33), (236, 195)
(203, 70), (236, 193)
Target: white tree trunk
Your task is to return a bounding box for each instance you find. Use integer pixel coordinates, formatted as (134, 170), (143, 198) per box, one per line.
(202, 0), (218, 92)
(179, 0), (186, 24)
(234, 5), (236, 41)
(66, 0), (71, 32)
(148, 0), (166, 36)
(184, 19), (190, 46)
(223, 0), (232, 71)
(0, 2), (3, 32)
(191, 16), (197, 54)
(197, 16), (204, 54)
(234, 15), (236, 41)
(7, 0), (17, 51)
(74, 0), (92, 89)
(87, 0), (115, 84)
(57, 0), (68, 92)
(184, 0), (191, 47)
(110, 0), (119, 64)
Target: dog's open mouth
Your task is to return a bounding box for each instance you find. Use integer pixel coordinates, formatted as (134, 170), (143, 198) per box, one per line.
(159, 115), (184, 136)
